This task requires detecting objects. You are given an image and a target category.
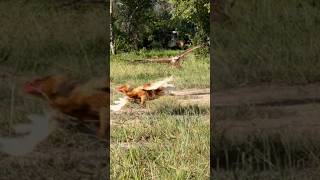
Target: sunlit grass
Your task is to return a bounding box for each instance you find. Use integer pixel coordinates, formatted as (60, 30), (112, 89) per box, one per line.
(111, 51), (210, 89)
(111, 114), (210, 179)
(213, 0), (320, 90)
(110, 49), (210, 179)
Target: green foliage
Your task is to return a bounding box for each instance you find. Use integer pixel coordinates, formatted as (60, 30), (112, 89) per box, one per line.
(168, 0), (210, 42)
(112, 0), (157, 51)
(112, 0), (210, 52)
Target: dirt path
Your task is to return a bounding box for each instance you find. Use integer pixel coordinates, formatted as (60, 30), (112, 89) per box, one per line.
(172, 88), (210, 105)
(112, 82), (320, 111)
(112, 82), (320, 139)
(214, 83), (320, 139)
(215, 83), (320, 107)
(110, 88), (211, 116)
(114, 82), (320, 108)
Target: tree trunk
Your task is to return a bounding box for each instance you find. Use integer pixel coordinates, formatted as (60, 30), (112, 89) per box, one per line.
(110, 0), (116, 55)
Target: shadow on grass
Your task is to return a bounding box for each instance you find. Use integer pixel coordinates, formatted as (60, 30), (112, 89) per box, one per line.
(148, 97), (209, 116)
(213, 131), (320, 171)
(214, 105), (296, 121)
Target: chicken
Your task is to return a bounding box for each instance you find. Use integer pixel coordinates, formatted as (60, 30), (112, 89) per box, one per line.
(111, 76), (174, 111)
(23, 74), (109, 138)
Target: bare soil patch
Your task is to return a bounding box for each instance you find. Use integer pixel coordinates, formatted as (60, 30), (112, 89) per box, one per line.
(214, 83), (320, 140)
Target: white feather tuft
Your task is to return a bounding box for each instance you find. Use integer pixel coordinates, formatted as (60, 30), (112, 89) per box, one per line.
(110, 97), (129, 112)
(0, 113), (57, 156)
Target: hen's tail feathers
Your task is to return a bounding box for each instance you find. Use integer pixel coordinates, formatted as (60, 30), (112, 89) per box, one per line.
(143, 76), (175, 90)
(110, 97), (129, 112)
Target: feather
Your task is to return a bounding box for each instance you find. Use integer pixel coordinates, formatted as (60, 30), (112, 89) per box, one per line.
(0, 113), (57, 156)
(143, 76), (174, 90)
(110, 97), (129, 112)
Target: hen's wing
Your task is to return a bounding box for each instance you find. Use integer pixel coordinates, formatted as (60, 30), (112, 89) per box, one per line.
(143, 76), (174, 90)
(110, 96), (129, 112)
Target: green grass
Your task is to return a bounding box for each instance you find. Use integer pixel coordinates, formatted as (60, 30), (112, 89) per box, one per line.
(111, 114), (209, 179)
(213, 0), (320, 90)
(0, 1), (107, 76)
(110, 50), (210, 179)
(111, 50), (210, 89)
(212, 1), (320, 178)
(0, 1), (209, 179)
(0, 2), (108, 179)
(213, 128), (320, 179)
(4, 0), (320, 179)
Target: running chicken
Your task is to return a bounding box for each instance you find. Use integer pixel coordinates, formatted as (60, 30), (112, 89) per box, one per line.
(111, 76), (174, 111)
(23, 74), (109, 138)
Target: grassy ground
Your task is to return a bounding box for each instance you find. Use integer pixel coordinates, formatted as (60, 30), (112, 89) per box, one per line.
(213, 0), (320, 90)
(0, 1), (210, 179)
(110, 50), (210, 179)
(0, 2), (108, 179)
(213, 103), (320, 179)
(4, 0), (320, 179)
(0, 1), (107, 77)
(111, 50), (209, 89)
(213, 0), (320, 179)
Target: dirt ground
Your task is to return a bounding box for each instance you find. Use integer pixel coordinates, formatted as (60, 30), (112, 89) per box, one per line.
(0, 72), (108, 179)
(1, 72), (319, 178)
(214, 83), (320, 140)
(124, 83), (320, 140)
(112, 82), (320, 135)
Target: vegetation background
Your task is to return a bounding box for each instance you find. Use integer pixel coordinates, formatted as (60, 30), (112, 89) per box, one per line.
(0, 1), (109, 179)
(110, 0), (209, 52)
(213, 0), (320, 90)
(0, 0), (107, 77)
(0, 0), (211, 179)
(213, 0), (320, 179)
(110, 0), (210, 179)
(2, 0), (320, 179)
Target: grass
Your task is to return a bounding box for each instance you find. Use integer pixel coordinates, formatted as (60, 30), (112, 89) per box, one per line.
(0, 1), (210, 179)
(0, 1), (107, 77)
(213, 0), (320, 90)
(110, 50), (210, 179)
(0, 1), (108, 179)
(213, 129), (320, 179)
(3, 0), (320, 179)
(213, 0), (320, 178)
(213, 103), (320, 179)
(0, 0), (210, 179)
(111, 114), (209, 179)
(111, 50), (210, 89)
